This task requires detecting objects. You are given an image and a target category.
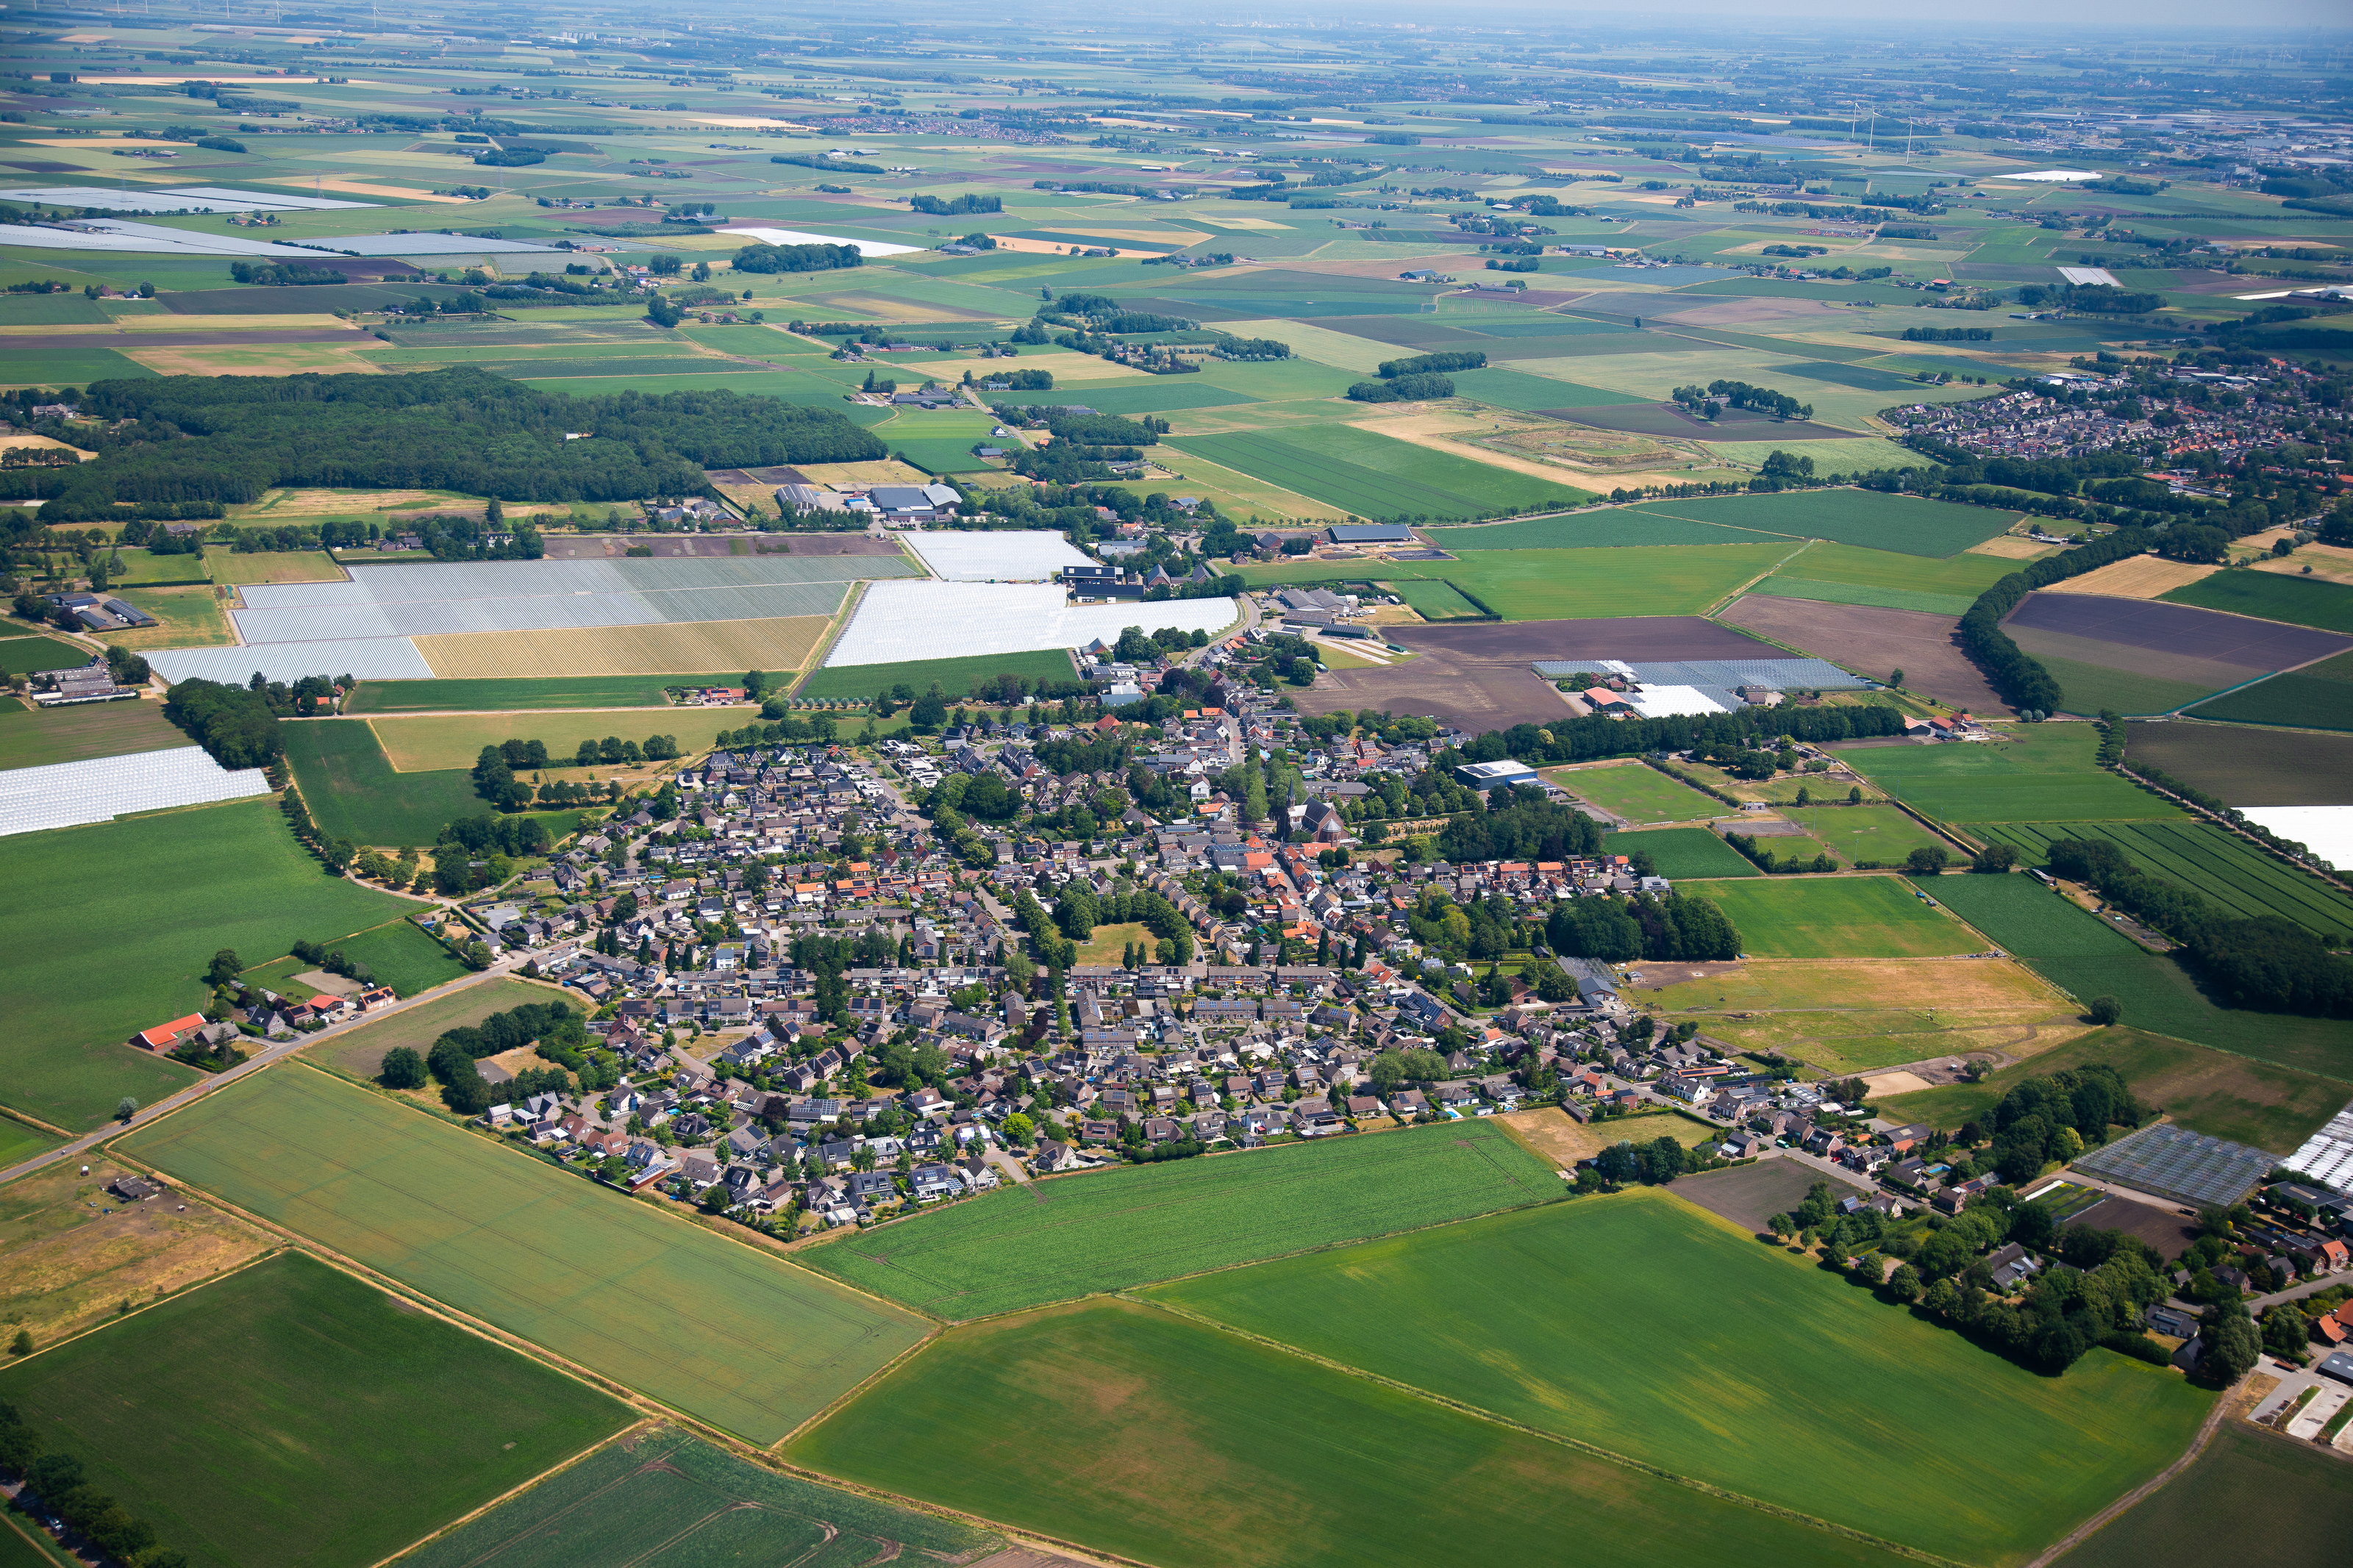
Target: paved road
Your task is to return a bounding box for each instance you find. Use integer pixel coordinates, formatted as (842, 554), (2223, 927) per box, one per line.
(0, 957), (527, 1187)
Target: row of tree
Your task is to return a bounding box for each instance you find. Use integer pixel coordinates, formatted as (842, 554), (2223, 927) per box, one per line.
(0, 1403), (188, 1567)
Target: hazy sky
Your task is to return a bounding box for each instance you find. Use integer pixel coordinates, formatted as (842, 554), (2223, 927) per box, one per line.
(1135, 1), (2352, 34)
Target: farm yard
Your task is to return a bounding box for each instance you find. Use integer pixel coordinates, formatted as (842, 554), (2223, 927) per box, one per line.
(1147, 1194), (2209, 1566)
(120, 1067), (931, 1444)
(0, 1252), (632, 1568)
(799, 1120), (1557, 1321)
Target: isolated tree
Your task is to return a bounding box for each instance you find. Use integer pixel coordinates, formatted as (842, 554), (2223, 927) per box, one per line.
(1906, 845), (1949, 876)
(1847, 785), (1863, 805)
(2086, 995), (2124, 1026)
(115, 1096), (138, 1123)
(379, 1046), (426, 1089)
(7, 1330), (28, 1357)
(1889, 667), (1905, 688)
(204, 948), (242, 986)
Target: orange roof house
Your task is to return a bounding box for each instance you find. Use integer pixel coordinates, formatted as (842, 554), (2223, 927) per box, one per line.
(135, 1013), (206, 1051)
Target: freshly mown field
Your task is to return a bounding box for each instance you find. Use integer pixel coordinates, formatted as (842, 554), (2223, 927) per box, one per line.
(2188, 648), (2353, 731)
(1544, 759), (1722, 822)
(2054, 1425), (2353, 1568)
(786, 1298), (1909, 1568)
(1602, 826), (1761, 878)
(399, 1428), (1003, 1568)
(1146, 1194), (2210, 1568)
(345, 674), (734, 712)
(799, 1121), (1558, 1321)
(2160, 569), (2353, 634)
(321, 919), (468, 997)
(1247, 542), (1790, 620)
(0, 799), (411, 1131)
(1629, 490), (2021, 557)
(1977, 819), (2353, 943)
(121, 1067), (929, 1444)
(1876, 1025), (2347, 1155)
(1843, 725), (2185, 824)
(2124, 720), (2353, 806)
(1783, 803), (1960, 866)
(0, 700), (190, 770)
(312, 975), (563, 1079)
(1171, 426), (1591, 518)
(1922, 872), (2353, 1080)
(0, 1251), (632, 1568)
(797, 647), (1079, 701)
(1698, 875), (1982, 959)
(281, 719), (486, 848)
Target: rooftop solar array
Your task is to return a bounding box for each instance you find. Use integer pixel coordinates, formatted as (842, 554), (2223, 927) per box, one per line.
(0, 745), (271, 837)
(2285, 1101), (2353, 1195)
(904, 531), (1091, 581)
(2071, 1123), (2277, 1209)
(824, 582), (1237, 667)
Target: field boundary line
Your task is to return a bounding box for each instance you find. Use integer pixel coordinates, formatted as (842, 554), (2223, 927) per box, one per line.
(790, 578), (870, 698)
(2018, 1373), (2235, 1568)
(1705, 537), (1817, 619)
(0, 1241), (288, 1371)
(0, 1106), (74, 1142)
(774, 1322), (944, 1449)
(2109, 758), (2353, 899)
(367, 1417), (676, 1568)
(1126, 1294), (1972, 1568)
(0, 1500), (78, 1568)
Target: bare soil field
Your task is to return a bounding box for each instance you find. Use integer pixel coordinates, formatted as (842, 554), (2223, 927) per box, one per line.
(2066, 1192), (2199, 1260)
(2123, 720), (2353, 806)
(1493, 1106), (1615, 1167)
(1968, 535), (2057, 559)
(1671, 1160), (1869, 1233)
(2006, 592), (2352, 672)
(2043, 556), (2221, 600)
(1301, 656), (1575, 732)
(1392, 615), (1778, 662)
(1549, 402), (1860, 443)
(415, 615), (833, 679)
(1719, 595), (2013, 714)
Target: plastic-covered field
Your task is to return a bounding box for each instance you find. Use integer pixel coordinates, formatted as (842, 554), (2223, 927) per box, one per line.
(903, 529), (1092, 581)
(147, 637), (437, 684)
(0, 745), (271, 837)
(824, 581), (1237, 667)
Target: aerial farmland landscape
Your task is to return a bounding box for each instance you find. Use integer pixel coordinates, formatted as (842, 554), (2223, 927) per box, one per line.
(4, 1), (2353, 1566)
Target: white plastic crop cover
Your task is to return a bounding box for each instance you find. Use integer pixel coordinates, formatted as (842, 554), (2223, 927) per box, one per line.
(0, 745), (271, 838)
(824, 581), (1237, 667)
(903, 531), (1092, 582)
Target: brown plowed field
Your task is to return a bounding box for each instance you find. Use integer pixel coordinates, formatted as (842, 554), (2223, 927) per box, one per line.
(2124, 720), (2353, 806)
(2004, 591), (2353, 670)
(2065, 1193), (2199, 1260)
(1720, 595), (2013, 715)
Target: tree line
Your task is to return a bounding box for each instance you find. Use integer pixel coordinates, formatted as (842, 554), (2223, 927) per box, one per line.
(0, 1403), (188, 1568)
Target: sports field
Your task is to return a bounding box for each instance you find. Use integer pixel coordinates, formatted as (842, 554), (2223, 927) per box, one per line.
(0, 799), (413, 1131)
(346, 674), (734, 712)
(399, 1427), (1003, 1568)
(1977, 819), (2353, 942)
(795, 647), (1077, 701)
(2160, 569), (2353, 634)
(1629, 490), (2021, 557)
(1171, 426), (1591, 518)
(0, 1252), (631, 1568)
(1842, 726), (2185, 824)
(786, 1298), (1907, 1568)
(799, 1120), (1559, 1321)
(1602, 826), (1761, 878)
(1544, 759), (1721, 822)
(322, 919), (468, 996)
(1923, 872), (2353, 1079)
(1783, 803), (1956, 866)
(121, 1067), (930, 1443)
(2188, 649), (2353, 731)
(0, 700), (189, 770)
(2054, 1424), (2353, 1568)
(1699, 875), (1982, 958)
(1146, 1194), (2210, 1567)
(1876, 1025), (2347, 1155)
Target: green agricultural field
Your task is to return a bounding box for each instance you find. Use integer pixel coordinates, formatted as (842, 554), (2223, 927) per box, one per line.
(799, 1120), (1558, 1321)
(312, 975), (567, 1080)
(1876, 1025), (2348, 1156)
(1750, 575), (1977, 615)
(1977, 820), (2353, 943)
(0, 799), (414, 1131)
(2054, 1425), (2353, 1568)
(1842, 724), (2185, 824)
(787, 1298), (1907, 1568)
(0, 1252), (632, 1568)
(344, 674), (737, 712)
(0, 1117), (60, 1170)
(0, 701), (190, 770)
(1545, 759), (1721, 823)
(796, 647), (1079, 701)
(1392, 576), (1487, 619)
(1602, 826), (1762, 878)
(2037, 654), (2221, 717)
(1171, 426), (1591, 519)
(121, 1067), (929, 1444)
(1922, 873), (2353, 1081)
(2160, 570), (2353, 634)
(368, 711), (732, 773)
(1783, 803), (1957, 866)
(1247, 543), (1790, 620)
(2124, 720), (2353, 806)
(1700, 874), (1982, 958)
(1149, 1194), (2210, 1567)
(1445, 365), (1638, 411)
(398, 1428), (1003, 1568)
(2189, 650), (2353, 731)
(0, 633), (93, 674)
(1429, 511), (1780, 550)
(1787, 540), (2027, 598)
(280, 719), (487, 848)
(321, 919), (468, 997)
(1630, 490), (2022, 557)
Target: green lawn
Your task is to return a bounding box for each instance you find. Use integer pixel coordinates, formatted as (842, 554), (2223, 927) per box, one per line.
(1391, 576), (1487, 619)
(1171, 426), (1593, 520)
(280, 718), (507, 848)
(0, 1117), (60, 1169)
(799, 1120), (1559, 1321)
(344, 674), (739, 712)
(1702, 874), (1983, 958)
(1629, 490), (2022, 558)
(797, 647), (1081, 701)
(2054, 1424), (2353, 1568)
(0, 799), (414, 1131)
(0, 701), (190, 770)
(1545, 759), (1722, 823)
(1876, 1025), (2349, 1156)
(1602, 826), (1762, 878)
(1843, 724), (2186, 824)
(786, 1298), (1908, 1568)
(1784, 803), (1957, 867)
(121, 1066), (929, 1445)
(322, 920), (468, 997)
(399, 1429), (1003, 1568)
(1977, 819), (2353, 943)
(1924, 872), (2353, 1081)
(1146, 1193), (2210, 1568)
(0, 634), (93, 675)
(1246, 542), (1790, 619)
(0, 1251), (632, 1568)
(2160, 570), (2353, 634)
